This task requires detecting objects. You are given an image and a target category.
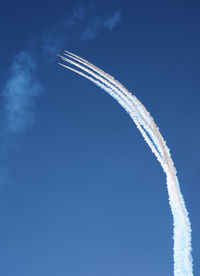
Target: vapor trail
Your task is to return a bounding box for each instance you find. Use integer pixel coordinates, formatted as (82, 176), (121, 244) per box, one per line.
(58, 61), (163, 166)
(59, 54), (164, 165)
(58, 51), (193, 275)
(62, 51), (156, 136)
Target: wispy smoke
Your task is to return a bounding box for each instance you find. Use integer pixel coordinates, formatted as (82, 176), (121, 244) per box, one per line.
(41, 3), (86, 61)
(104, 10), (121, 31)
(58, 51), (193, 276)
(42, 31), (66, 62)
(72, 2), (85, 21)
(42, 4), (122, 56)
(2, 2), (122, 135)
(3, 51), (43, 135)
(81, 10), (122, 40)
(0, 1), (122, 185)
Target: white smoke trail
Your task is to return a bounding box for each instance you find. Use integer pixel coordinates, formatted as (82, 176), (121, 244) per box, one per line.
(59, 54), (165, 165)
(58, 51), (193, 276)
(58, 62), (164, 167)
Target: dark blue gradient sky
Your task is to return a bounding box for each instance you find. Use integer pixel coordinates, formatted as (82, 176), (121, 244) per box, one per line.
(0, 1), (200, 275)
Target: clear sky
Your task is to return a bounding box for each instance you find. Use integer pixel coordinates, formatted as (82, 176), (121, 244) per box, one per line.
(0, 0), (200, 275)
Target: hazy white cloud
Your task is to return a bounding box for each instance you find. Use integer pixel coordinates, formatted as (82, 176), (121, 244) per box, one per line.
(2, 2), (122, 140)
(0, 1), (122, 185)
(81, 10), (122, 40)
(81, 17), (103, 40)
(72, 3), (85, 21)
(104, 10), (121, 31)
(3, 51), (43, 135)
(42, 31), (65, 62)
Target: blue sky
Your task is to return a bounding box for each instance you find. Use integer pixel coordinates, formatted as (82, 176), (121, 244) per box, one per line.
(0, 0), (200, 275)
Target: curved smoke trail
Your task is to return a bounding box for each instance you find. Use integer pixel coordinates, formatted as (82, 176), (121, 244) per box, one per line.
(58, 51), (193, 275)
